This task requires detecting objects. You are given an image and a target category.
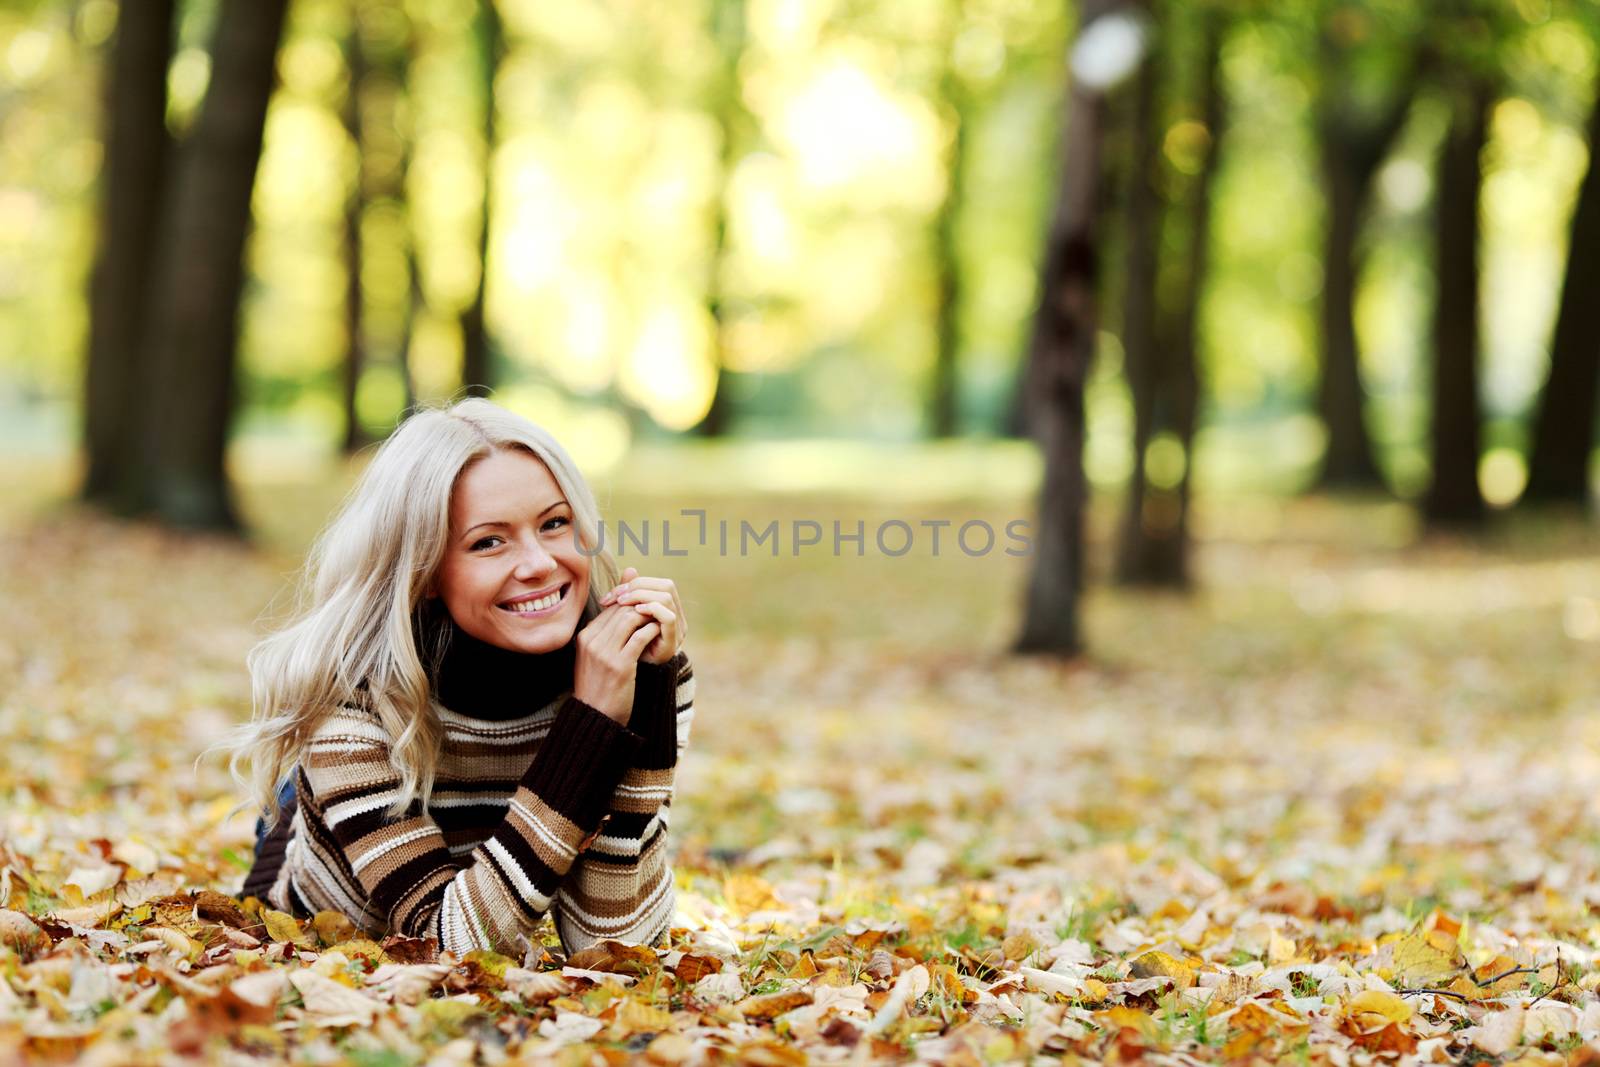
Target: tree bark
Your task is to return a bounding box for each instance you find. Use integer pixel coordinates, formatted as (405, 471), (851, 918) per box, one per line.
(1115, 11), (1222, 587)
(1015, 0), (1138, 656)
(341, 16), (371, 454)
(1423, 79), (1490, 527)
(693, 0), (748, 437)
(928, 42), (969, 438)
(1312, 42), (1423, 491)
(1522, 70), (1600, 506)
(136, 0), (290, 529)
(459, 0), (503, 394)
(1112, 41), (1163, 583)
(83, 0), (174, 507)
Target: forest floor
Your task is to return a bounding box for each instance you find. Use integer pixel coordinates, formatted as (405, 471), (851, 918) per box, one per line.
(3, 452), (1600, 1064)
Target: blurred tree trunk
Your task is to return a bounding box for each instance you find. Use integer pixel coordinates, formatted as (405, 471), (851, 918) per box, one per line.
(1423, 79), (1490, 527)
(694, 0), (748, 437)
(459, 0), (503, 394)
(1113, 38), (1163, 582)
(1522, 72), (1600, 506)
(1016, 0), (1143, 656)
(928, 30), (970, 438)
(83, 0), (175, 507)
(1312, 42), (1421, 492)
(340, 16), (371, 454)
(134, 0), (290, 529)
(1115, 11), (1222, 587)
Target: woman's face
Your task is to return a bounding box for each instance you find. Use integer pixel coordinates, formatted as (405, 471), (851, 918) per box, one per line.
(434, 448), (591, 654)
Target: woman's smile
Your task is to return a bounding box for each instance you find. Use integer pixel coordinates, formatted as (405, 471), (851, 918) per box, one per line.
(499, 582), (571, 616)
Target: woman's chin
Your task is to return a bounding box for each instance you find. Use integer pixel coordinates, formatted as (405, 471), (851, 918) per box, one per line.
(492, 614), (577, 654)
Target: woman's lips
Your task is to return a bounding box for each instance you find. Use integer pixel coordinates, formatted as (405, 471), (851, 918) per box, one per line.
(498, 583), (569, 617)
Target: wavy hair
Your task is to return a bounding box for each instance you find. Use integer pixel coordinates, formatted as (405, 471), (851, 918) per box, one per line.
(225, 398), (620, 827)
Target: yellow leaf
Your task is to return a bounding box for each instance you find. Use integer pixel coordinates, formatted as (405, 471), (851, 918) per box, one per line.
(723, 874), (778, 916)
(615, 997), (674, 1034)
(1346, 989), (1413, 1029)
(1095, 1005), (1160, 1038)
(327, 939), (387, 965)
(148, 925), (202, 962)
(261, 909), (315, 949)
(1130, 950), (1196, 988)
(463, 949), (515, 978)
(310, 910), (357, 946)
(1389, 930), (1462, 986)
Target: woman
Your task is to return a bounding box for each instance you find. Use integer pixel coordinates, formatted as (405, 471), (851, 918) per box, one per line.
(229, 398), (694, 957)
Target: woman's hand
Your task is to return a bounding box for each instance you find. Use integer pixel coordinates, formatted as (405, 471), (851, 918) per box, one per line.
(598, 568), (686, 665)
(573, 601), (661, 724)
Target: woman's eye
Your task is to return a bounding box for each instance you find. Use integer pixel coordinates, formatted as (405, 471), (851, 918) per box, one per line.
(471, 536), (503, 551)
(543, 516), (570, 532)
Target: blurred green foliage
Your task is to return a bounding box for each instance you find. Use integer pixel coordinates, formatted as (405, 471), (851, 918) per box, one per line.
(0, 0), (1595, 494)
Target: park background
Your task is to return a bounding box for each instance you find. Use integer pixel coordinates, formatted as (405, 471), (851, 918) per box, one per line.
(4, 0), (1600, 1063)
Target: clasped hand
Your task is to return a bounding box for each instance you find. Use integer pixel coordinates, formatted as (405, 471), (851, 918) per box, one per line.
(572, 568), (687, 723)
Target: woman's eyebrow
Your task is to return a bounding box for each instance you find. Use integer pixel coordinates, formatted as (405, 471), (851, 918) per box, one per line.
(462, 501), (568, 537)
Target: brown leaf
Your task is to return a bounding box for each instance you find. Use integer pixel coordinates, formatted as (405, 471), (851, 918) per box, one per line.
(379, 934), (438, 964)
(673, 953), (722, 984)
(566, 939), (660, 976)
(0, 910), (51, 959)
(736, 990), (813, 1021)
(193, 890), (251, 930)
(1001, 933), (1036, 962)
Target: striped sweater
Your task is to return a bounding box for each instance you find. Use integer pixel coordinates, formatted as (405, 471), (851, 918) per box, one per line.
(242, 626), (694, 956)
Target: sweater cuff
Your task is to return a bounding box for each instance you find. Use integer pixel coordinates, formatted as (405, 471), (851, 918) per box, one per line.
(521, 696), (643, 829)
(629, 654), (685, 770)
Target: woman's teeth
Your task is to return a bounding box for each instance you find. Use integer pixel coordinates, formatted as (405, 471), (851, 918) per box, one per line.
(506, 589), (562, 613)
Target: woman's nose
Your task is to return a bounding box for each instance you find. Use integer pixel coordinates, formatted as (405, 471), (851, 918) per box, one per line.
(512, 539), (557, 579)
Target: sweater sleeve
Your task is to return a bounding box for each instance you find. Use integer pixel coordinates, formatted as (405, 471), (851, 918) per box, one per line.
(554, 653), (696, 952)
(300, 695), (641, 955)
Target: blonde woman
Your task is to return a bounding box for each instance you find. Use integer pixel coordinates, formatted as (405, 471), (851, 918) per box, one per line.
(231, 398), (693, 956)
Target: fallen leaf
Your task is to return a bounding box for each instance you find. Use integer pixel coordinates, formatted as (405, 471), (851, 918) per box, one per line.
(1130, 950), (1196, 989)
(289, 969), (381, 1025)
(260, 910), (315, 949)
(738, 989), (813, 1021)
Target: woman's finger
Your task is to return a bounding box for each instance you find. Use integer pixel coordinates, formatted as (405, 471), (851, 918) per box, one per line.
(600, 567), (640, 607)
(631, 602), (680, 662)
(622, 621), (661, 659)
(609, 577), (684, 634)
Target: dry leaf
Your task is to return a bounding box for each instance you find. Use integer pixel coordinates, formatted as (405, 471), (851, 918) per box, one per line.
(289, 969), (381, 1025)
(260, 910), (315, 949)
(737, 990), (814, 1021)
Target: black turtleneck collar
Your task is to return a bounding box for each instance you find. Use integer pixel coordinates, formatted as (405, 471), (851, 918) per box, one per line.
(433, 618), (579, 720)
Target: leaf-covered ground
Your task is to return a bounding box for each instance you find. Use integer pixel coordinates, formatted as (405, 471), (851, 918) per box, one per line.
(4, 459), (1600, 1064)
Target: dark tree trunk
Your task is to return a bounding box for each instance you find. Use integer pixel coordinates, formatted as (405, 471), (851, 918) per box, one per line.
(341, 19), (371, 454)
(1016, 0), (1138, 656)
(1115, 11), (1222, 587)
(459, 0), (503, 394)
(1312, 44), (1423, 492)
(1113, 42), (1163, 583)
(928, 59), (969, 438)
(135, 0), (290, 529)
(1423, 81), (1491, 527)
(693, 0), (749, 438)
(1522, 71), (1600, 506)
(1315, 148), (1383, 489)
(83, 0), (174, 507)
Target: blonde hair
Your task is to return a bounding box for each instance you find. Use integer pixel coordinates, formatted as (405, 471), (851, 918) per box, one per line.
(226, 398), (619, 826)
